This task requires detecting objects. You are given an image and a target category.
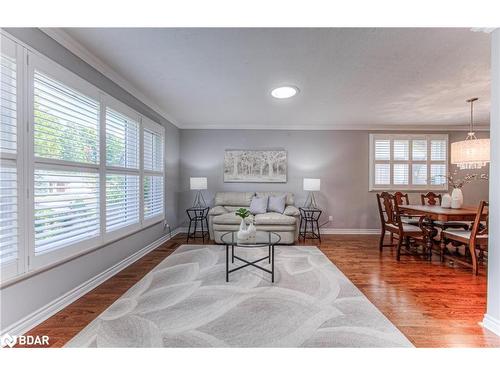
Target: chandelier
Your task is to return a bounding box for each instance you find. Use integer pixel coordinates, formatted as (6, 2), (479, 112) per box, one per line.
(451, 98), (490, 169)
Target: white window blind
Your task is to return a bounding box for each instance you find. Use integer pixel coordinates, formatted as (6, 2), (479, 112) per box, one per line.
(0, 162), (18, 264)
(34, 70), (100, 164)
(144, 128), (163, 172)
(1, 41), (19, 274)
(1, 53), (17, 154)
(142, 120), (164, 221)
(144, 175), (164, 219)
(34, 169), (100, 254)
(370, 134), (448, 191)
(106, 174), (140, 232)
(106, 107), (139, 169)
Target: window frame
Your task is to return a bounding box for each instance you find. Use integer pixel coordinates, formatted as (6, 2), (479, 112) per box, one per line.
(369, 133), (449, 192)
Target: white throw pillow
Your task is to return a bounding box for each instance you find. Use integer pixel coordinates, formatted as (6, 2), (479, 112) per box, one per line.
(249, 196), (268, 215)
(268, 194), (287, 214)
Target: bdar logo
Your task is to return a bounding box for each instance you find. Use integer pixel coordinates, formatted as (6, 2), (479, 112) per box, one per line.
(1, 334), (17, 348)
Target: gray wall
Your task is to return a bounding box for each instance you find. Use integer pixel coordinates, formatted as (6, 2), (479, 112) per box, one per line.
(179, 129), (489, 229)
(0, 29), (180, 330)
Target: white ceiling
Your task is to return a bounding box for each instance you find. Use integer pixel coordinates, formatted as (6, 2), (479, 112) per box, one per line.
(60, 28), (491, 130)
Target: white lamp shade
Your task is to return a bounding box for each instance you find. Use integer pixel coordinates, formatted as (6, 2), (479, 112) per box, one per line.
(303, 178), (321, 191)
(451, 138), (490, 169)
(190, 177), (207, 190)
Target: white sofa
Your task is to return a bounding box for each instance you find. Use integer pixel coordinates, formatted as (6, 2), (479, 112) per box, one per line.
(208, 192), (300, 244)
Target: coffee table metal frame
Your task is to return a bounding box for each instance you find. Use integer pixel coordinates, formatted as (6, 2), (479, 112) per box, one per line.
(220, 231), (281, 283)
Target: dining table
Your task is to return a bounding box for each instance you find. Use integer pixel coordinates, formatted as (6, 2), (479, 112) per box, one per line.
(399, 204), (487, 259)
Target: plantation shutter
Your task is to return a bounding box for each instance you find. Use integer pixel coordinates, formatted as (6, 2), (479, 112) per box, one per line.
(34, 71), (100, 164)
(1, 40), (19, 269)
(144, 175), (164, 219)
(106, 174), (140, 232)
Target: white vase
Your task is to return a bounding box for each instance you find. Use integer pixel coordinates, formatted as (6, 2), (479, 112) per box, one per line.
(441, 193), (452, 208)
(247, 221), (257, 243)
(237, 218), (249, 241)
(451, 188), (464, 209)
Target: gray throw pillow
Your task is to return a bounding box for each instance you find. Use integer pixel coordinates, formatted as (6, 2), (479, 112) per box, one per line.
(249, 196), (268, 215)
(268, 194), (286, 214)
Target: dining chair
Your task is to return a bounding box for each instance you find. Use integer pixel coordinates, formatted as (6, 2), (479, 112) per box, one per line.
(376, 192), (424, 260)
(440, 201), (489, 275)
(421, 192), (441, 206)
(420, 192), (470, 231)
(395, 191), (420, 226)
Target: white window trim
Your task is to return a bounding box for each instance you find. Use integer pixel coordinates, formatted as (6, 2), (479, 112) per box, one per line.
(1, 32), (167, 284)
(369, 133), (449, 192)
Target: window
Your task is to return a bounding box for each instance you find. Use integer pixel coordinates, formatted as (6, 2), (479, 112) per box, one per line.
(106, 174), (140, 232)
(31, 57), (102, 264)
(143, 120), (164, 221)
(1, 35), (22, 280)
(369, 134), (448, 191)
(105, 104), (140, 235)
(1, 34), (166, 282)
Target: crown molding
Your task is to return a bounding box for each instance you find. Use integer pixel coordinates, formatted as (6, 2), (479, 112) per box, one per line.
(180, 123), (491, 131)
(39, 28), (180, 128)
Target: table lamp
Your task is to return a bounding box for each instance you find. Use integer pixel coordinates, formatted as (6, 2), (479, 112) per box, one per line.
(190, 177), (207, 207)
(303, 178), (320, 208)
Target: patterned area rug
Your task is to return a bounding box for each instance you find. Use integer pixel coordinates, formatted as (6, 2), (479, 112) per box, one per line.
(65, 245), (413, 347)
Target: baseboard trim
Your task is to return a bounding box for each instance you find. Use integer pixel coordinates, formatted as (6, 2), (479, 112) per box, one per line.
(176, 227), (380, 235)
(1, 227), (183, 338)
(319, 228), (380, 235)
(481, 314), (500, 336)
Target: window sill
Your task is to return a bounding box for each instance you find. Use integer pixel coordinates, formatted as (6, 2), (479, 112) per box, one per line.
(0, 217), (165, 289)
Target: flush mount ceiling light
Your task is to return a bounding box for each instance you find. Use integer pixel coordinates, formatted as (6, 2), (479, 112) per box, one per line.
(451, 97), (491, 169)
(271, 86), (299, 99)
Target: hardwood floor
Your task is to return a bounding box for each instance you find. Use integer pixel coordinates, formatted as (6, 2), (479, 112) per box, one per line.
(17, 234), (500, 348)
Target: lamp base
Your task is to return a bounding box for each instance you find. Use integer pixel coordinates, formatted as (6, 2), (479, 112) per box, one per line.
(192, 190), (207, 208)
(304, 192), (319, 209)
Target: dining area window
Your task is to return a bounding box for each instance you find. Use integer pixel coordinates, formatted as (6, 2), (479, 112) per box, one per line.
(369, 134), (449, 191)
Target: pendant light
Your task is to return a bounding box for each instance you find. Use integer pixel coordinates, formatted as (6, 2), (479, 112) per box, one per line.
(450, 98), (490, 169)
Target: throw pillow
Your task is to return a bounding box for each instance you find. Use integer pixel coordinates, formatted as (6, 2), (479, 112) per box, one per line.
(249, 196), (268, 215)
(268, 194), (286, 214)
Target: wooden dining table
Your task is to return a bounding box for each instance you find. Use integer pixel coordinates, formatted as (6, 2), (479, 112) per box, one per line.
(399, 204), (487, 259)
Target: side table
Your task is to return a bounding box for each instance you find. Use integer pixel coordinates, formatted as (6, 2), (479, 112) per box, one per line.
(186, 206), (209, 243)
(299, 207), (322, 242)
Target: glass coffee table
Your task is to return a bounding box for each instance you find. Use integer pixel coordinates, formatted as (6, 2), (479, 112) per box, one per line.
(220, 231), (281, 283)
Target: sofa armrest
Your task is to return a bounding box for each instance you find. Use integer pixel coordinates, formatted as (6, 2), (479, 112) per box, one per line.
(283, 205), (300, 217)
(208, 206), (228, 216)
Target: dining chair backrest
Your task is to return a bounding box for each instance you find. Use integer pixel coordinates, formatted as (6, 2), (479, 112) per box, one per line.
(421, 192), (442, 206)
(394, 191), (410, 205)
(470, 201), (489, 241)
(377, 192), (403, 229)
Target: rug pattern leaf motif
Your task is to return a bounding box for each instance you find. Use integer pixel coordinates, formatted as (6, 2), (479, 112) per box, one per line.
(65, 245), (413, 347)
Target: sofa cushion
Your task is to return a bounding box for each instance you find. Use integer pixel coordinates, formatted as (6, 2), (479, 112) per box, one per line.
(256, 192), (294, 206)
(254, 212), (296, 225)
(213, 212), (254, 225)
(213, 224), (296, 232)
(223, 205), (250, 212)
(208, 206), (228, 216)
(283, 205), (300, 217)
(249, 196), (268, 214)
(268, 194), (286, 213)
(214, 192), (254, 207)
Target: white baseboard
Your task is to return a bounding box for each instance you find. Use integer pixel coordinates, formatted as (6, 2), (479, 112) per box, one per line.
(176, 227), (380, 235)
(481, 314), (500, 336)
(1, 227), (183, 338)
(319, 228), (380, 235)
